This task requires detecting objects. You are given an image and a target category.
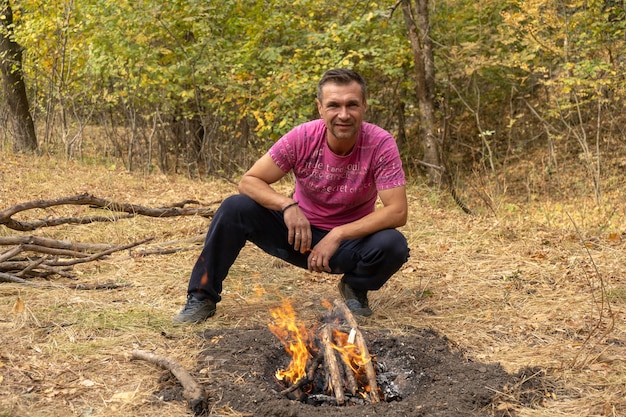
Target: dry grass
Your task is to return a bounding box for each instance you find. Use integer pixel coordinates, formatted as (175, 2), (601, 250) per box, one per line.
(1, 149), (625, 417)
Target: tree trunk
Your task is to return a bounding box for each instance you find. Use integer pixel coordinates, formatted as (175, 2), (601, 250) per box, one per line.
(401, 0), (440, 185)
(0, 0), (37, 153)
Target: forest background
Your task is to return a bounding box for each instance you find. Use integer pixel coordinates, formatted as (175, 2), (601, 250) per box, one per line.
(1, 0), (626, 416)
(1, 0), (625, 195)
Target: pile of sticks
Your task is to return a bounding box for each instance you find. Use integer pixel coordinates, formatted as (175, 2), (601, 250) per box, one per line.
(0, 193), (218, 285)
(0, 235), (150, 285)
(279, 299), (381, 405)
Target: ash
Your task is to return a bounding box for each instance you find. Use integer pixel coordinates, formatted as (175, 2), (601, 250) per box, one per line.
(151, 327), (542, 417)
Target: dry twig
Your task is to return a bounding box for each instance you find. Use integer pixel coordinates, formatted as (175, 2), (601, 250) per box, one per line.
(0, 193), (217, 231)
(131, 349), (208, 414)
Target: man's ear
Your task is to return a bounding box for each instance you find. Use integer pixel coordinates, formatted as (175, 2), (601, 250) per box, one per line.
(316, 99), (323, 115)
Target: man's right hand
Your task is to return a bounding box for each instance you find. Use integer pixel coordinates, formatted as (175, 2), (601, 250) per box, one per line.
(283, 204), (311, 253)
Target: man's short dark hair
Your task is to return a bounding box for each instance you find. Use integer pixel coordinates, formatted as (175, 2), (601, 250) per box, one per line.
(317, 69), (367, 102)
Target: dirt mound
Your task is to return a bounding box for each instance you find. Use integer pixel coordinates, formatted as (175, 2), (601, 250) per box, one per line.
(152, 326), (545, 416)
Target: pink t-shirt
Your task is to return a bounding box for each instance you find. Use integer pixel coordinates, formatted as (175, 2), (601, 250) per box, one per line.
(269, 119), (405, 230)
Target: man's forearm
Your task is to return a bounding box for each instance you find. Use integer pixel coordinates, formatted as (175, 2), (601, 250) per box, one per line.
(238, 176), (293, 211)
(330, 205), (406, 242)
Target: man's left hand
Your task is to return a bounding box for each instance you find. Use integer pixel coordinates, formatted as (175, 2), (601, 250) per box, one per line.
(307, 233), (340, 273)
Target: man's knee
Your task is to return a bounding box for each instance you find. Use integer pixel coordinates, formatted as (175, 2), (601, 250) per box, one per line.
(379, 229), (410, 261)
(220, 194), (256, 211)
(214, 194), (260, 220)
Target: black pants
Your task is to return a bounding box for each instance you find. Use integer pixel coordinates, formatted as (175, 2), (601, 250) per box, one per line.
(187, 194), (410, 303)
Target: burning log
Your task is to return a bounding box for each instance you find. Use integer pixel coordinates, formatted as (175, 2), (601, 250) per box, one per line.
(332, 299), (380, 403)
(321, 324), (346, 405)
(269, 299), (386, 406)
(344, 352), (359, 396)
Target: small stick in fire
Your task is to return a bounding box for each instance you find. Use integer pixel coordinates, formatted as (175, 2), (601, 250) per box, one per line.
(321, 324), (346, 405)
(279, 352), (323, 396)
(342, 341), (359, 396)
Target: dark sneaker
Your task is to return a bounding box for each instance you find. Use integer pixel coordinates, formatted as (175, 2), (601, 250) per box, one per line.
(338, 281), (373, 317)
(173, 294), (216, 323)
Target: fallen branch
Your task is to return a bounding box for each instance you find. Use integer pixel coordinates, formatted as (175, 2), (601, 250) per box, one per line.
(0, 236), (116, 252)
(1, 261), (74, 278)
(0, 193), (217, 231)
(52, 237), (153, 267)
(0, 195), (217, 285)
(0, 271), (37, 285)
(15, 257), (46, 277)
(0, 246), (23, 262)
(66, 282), (133, 290)
(131, 349), (208, 414)
(130, 246), (198, 257)
(0, 236), (153, 282)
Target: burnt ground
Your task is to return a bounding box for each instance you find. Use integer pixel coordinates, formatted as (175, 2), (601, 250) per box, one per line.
(154, 326), (551, 417)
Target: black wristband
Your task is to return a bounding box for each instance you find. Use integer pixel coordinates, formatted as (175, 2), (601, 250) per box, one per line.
(282, 201), (299, 213)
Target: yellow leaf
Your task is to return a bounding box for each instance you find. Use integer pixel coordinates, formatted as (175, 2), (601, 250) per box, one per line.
(607, 233), (621, 243)
(12, 297), (24, 315)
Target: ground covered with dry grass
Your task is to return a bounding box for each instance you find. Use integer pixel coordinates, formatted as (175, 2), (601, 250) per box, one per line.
(0, 149), (625, 416)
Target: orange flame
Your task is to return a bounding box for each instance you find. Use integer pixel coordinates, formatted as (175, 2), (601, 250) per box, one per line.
(268, 300), (378, 400)
(331, 328), (373, 391)
(268, 300), (313, 384)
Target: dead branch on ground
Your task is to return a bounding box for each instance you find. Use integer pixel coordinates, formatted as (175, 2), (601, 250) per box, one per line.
(66, 282), (134, 290)
(131, 349), (208, 415)
(0, 193), (217, 231)
(0, 194), (219, 284)
(0, 237), (152, 283)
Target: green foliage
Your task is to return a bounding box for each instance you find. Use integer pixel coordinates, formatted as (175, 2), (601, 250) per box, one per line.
(10, 0), (414, 171)
(6, 0), (626, 180)
(499, 0), (626, 111)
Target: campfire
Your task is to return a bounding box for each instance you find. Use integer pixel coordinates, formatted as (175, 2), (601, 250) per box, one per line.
(268, 299), (402, 406)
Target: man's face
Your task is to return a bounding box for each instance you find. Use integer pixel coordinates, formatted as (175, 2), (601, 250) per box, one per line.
(317, 81), (367, 143)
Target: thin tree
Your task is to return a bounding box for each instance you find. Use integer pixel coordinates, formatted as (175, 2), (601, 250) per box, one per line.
(400, 0), (440, 185)
(0, 0), (37, 153)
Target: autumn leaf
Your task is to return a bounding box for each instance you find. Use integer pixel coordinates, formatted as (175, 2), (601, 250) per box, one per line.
(607, 233), (621, 243)
(11, 297), (25, 315)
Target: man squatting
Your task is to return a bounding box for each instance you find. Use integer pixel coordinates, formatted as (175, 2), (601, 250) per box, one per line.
(174, 68), (410, 322)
